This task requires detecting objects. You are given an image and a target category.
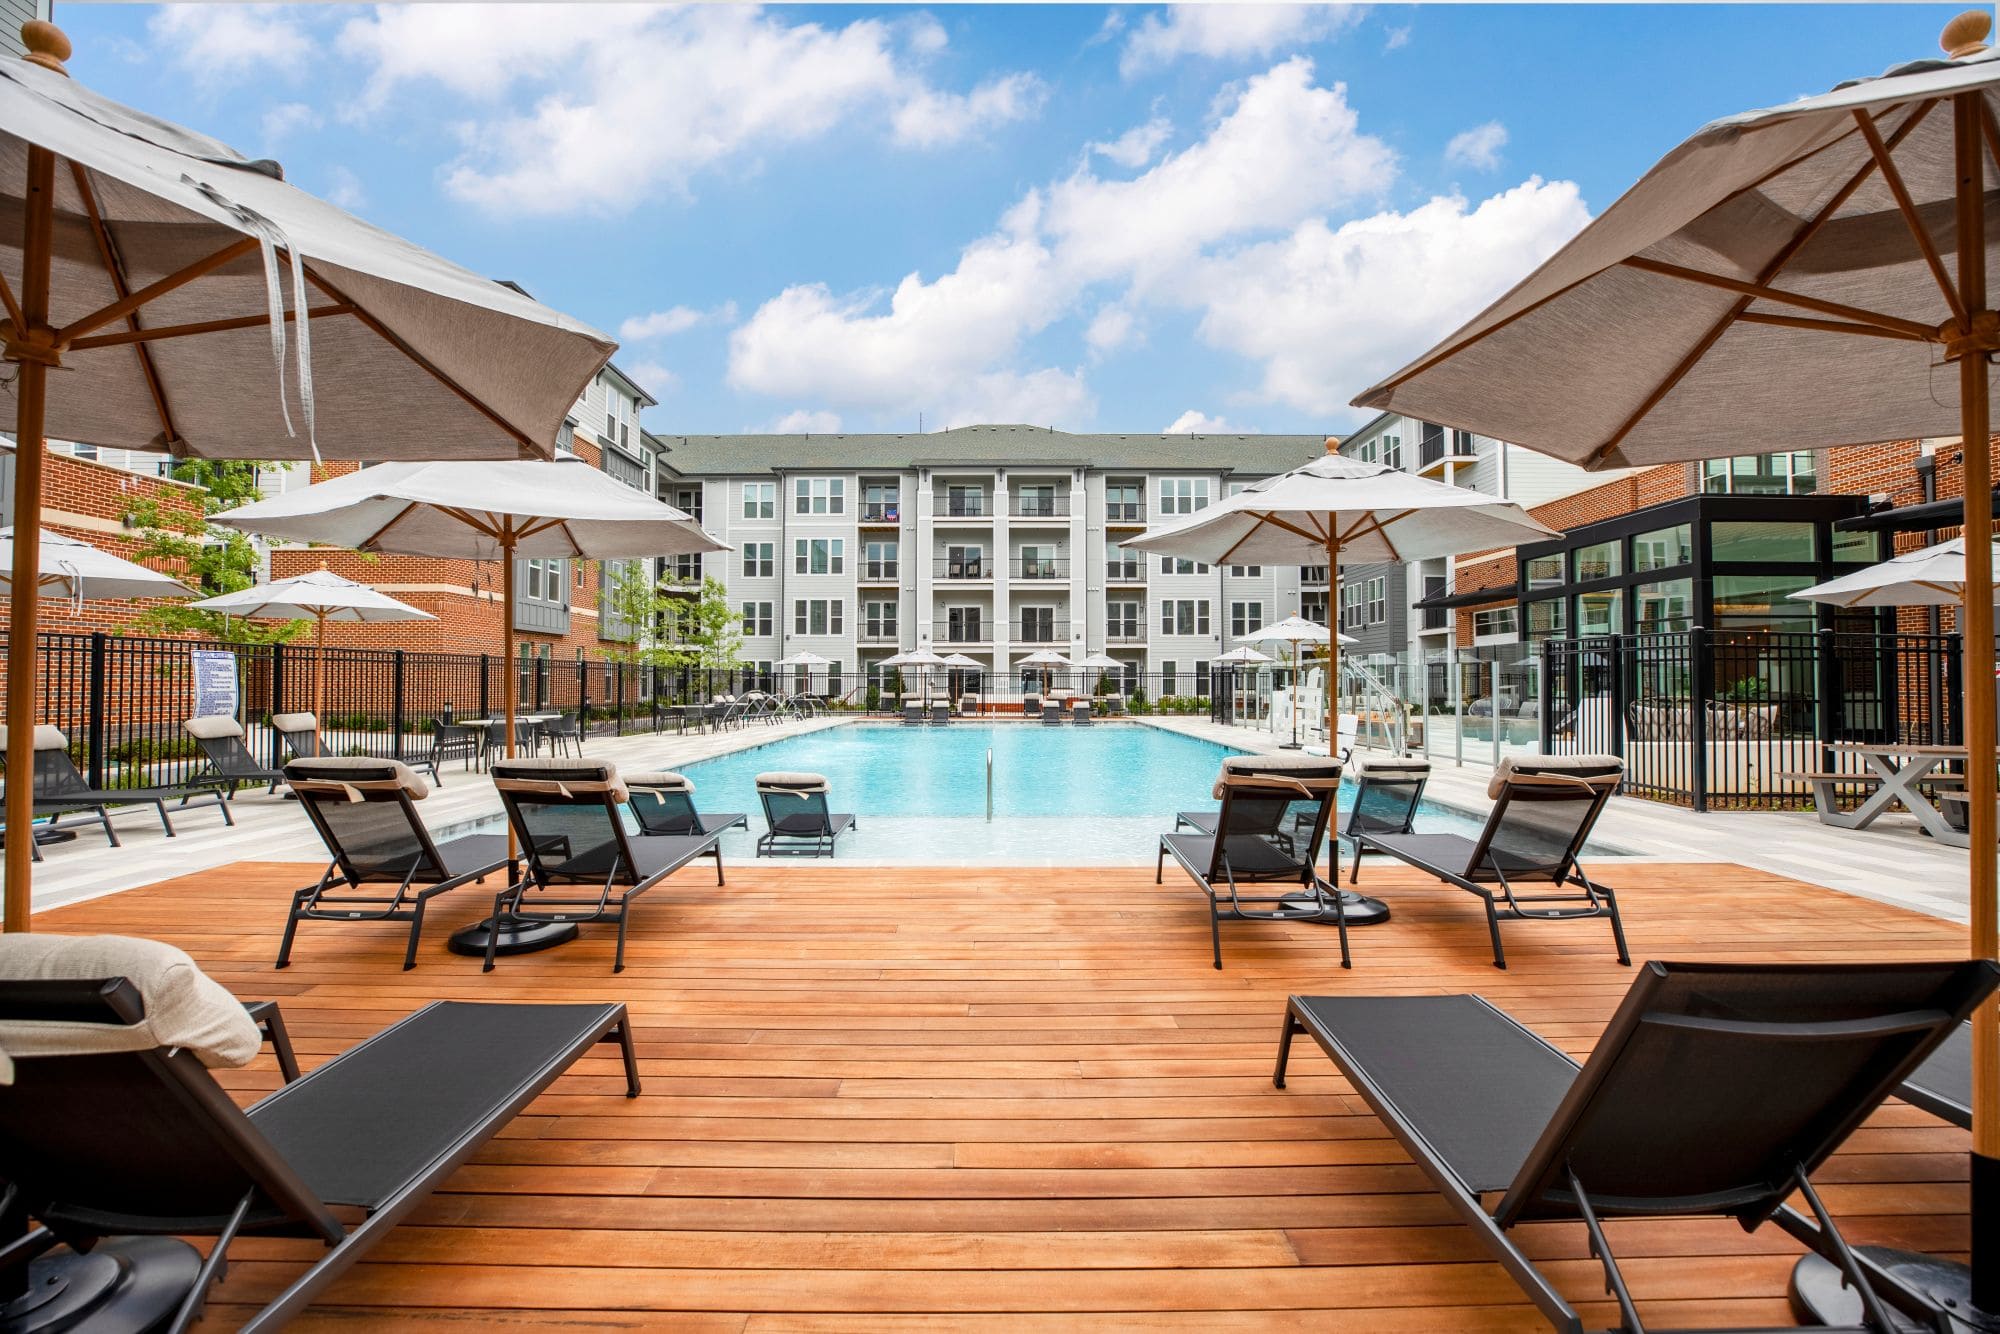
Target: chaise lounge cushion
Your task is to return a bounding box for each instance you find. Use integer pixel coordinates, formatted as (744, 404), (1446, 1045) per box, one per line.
(286, 756), (430, 801)
(625, 771), (692, 792)
(1214, 753), (1344, 799)
(270, 712), (319, 734)
(0, 933), (260, 1068)
(1351, 755), (1431, 780)
(492, 757), (628, 803)
(184, 714), (247, 741)
(757, 771), (828, 793)
(1488, 754), (1623, 799)
(0, 724), (68, 752)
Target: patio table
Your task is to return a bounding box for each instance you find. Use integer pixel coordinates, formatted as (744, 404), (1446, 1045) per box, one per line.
(1815, 742), (1993, 848)
(457, 715), (560, 767)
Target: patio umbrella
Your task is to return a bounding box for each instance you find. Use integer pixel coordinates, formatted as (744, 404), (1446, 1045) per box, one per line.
(0, 525), (193, 605)
(776, 649), (833, 695)
(937, 652), (983, 701)
(0, 21), (616, 933)
(880, 646), (949, 701)
(1129, 449), (1553, 749)
(187, 565), (434, 723)
(1016, 647), (1073, 696)
(1211, 646), (1275, 665)
(1238, 616), (1351, 751)
(1794, 536), (2000, 606)
(1350, 11), (2000, 1320)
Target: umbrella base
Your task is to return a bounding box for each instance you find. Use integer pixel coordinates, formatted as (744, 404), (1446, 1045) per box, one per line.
(1, 1238), (200, 1334)
(447, 916), (579, 957)
(1790, 1249), (1999, 1332)
(1277, 741), (1302, 750)
(1276, 889), (1391, 927)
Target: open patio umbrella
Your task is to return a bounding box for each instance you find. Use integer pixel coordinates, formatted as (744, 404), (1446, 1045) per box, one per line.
(0, 525), (193, 604)
(188, 565), (433, 723)
(1238, 615), (1351, 751)
(880, 646), (949, 702)
(1351, 11), (2000, 1321)
(1795, 536), (2000, 606)
(776, 649), (833, 697)
(1129, 448), (1553, 751)
(1211, 645), (1276, 666)
(1016, 647), (1073, 697)
(937, 652), (983, 702)
(0, 21), (616, 934)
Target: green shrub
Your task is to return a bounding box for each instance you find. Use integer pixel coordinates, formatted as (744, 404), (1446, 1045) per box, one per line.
(865, 685), (881, 713)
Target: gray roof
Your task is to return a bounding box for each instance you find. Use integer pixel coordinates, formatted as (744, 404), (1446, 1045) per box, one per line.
(647, 423), (1336, 477)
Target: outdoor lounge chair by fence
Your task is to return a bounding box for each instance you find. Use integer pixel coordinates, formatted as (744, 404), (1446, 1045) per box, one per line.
(1898, 1020), (1972, 1128)
(489, 759), (727, 973)
(280, 758), (512, 970)
(961, 693), (981, 715)
(1023, 694), (1042, 719)
(1071, 700), (1092, 724)
(902, 700), (924, 725)
(184, 715), (286, 797)
(1156, 754), (1350, 970)
(1340, 754), (1429, 874)
(626, 771), (747, 862)
(755, 772), (855, 857)
(0, 724), (232, 859)
(271, 713), (328, 764)
(1351, 754), (1627, 969)
(0, 932), (639, 1334)
(931, 701), (951, 725)
(1272, 959), (2000, 1334)
(1041, 702), (1066, 726)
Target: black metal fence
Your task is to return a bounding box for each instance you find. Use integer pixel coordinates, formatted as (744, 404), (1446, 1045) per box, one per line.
(1542, 630), (1965, 810)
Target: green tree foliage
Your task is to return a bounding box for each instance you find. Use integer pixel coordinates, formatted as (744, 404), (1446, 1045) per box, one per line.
(128, 460), (307, 645)
(657, 576), (745, 672)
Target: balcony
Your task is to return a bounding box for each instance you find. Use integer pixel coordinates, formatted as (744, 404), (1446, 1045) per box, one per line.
(857, 561), (900, 584)
(1008, 494), (1070, 520)
(1301, 566), (1329, 587)
(662, 558), (703, 590)
(860, 501), (902, 525)
(935, 557), (993, 582)
(857, 625), (900, 645)
(942, 624), (989, 646)
(1010, 556), (1068, 582)
(1420, 607), (1451, 632)
(1012, 619), (1070, 645)
(1104, 626), (1147, 644)
(1417, 428), (1479, 472)
(1105, 560), (1145, 584)
(1105, 502), (1146, 526)
(937, 496), (991, 520)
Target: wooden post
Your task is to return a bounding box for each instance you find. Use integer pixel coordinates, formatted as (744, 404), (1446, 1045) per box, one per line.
(1325, 528), (1340, 751)
(502, 530), (517, 759)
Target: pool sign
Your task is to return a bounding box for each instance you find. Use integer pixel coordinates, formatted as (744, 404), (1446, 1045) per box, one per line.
(191, 650), (239, 718)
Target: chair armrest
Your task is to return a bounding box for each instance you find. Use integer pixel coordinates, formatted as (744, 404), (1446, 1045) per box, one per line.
(243, 999), (302, 1083)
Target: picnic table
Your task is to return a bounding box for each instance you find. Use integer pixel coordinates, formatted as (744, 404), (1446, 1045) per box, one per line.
(1787, 742), (1993, 847)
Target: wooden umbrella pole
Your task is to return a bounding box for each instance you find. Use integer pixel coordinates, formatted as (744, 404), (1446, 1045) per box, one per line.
(3, 143), (58, 933)
(1953, 88), (1999, 1310)
(313, 611), (327, 727)
(502, 531), (517, 759)
(1325, 528), (1340, 752)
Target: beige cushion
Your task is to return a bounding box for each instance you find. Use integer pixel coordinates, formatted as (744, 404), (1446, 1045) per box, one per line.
(626, 771), (692, 792)
(1214, 753), (1344, 799)
(1489, 754), (1623, 799)
(270, 712), (318, 734)
(183, 715), (245, 741)
(0, 724), (68, 752)
(756, 771), (828, 793)
(0, 934), (260, 1069)
(285, 756), (428, 801)
(1352, 755), (1431, 780)
(492, 757), (628, 802)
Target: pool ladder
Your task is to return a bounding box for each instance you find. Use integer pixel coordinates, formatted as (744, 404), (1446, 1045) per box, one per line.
(986, 747), (994, 821)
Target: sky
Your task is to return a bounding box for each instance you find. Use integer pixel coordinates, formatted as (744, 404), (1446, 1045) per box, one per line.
(55, 2), (1982, 439)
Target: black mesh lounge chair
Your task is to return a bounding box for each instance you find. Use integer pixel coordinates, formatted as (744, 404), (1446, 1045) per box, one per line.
(627, 771), (748, 840)
(0, 933), (639, 1334)
(902, 700), (924, 725)
(489, 758), (726, 972)
(755, 771), (855, 857)
(1156, 754), (1351, 970)
(1353, 754), (1627, 969)
(1041, 701), (1066, 726)
(1272, 959), (2000, 1334)
(183, 715), (286, 797)
(1338, 754), (1428, 875)
(1899, 1020), (1972, 1128)
(930, 701), (951, 725)
(1070, 700), (1092, 724)
(1023, 694), (1043, 719)
(270, 712), (328, 763)
(280, 758), (512, 971)
(0, 724), (231, 858)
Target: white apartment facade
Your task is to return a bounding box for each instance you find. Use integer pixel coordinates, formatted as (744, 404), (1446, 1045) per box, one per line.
(648, 424), (1334, 699)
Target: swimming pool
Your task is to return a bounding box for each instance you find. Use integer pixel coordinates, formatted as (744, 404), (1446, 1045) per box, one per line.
(641, 723), (1508, 866)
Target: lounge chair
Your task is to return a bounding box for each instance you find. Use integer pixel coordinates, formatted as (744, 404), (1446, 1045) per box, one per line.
(280, 758), (512, 971)
(1070, 700), (1092, 725)
(902, 700), (925, 725)
(1351, 754), (1627, 969)
(1898, 1020), (1972, 1127)
(755, 771), (855, 857)
(1272, 958), (2000, 1334)
(1041, 701), (1066, 726)
(183, 715), (286, 798)
(1108, 697), (1126, 716)
(0, 932), (638, 1334)
(271, 712), (329, 763)
(930, 700), (951, 725)
(960, 693), (981, 715)
(1156, 754), (1351, 970)
(487, 759), (727, 973)
(0, 724), (232, 858)
(626, 770), (748, 864)
(1339, 754), (1428, 874)
(1023, 694), (1043, 720)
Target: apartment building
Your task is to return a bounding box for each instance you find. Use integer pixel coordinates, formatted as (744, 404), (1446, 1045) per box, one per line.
(648, 424), (1333, 698)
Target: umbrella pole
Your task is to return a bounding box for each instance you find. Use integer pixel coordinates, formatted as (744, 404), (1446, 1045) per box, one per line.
(503, 533), (517, 761)
(313, 611), (326, 729)
(1325, 529), (1340, 753)
(3, 144), (58, 933)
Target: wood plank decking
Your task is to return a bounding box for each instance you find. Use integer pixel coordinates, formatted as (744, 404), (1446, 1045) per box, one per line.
(36, 858), (1975, 1331)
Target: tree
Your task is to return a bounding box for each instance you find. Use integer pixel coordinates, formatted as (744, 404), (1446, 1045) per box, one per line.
(128, 460), (308, 645)
(660, 576), (746, 672)
(597, 559), (677, 672)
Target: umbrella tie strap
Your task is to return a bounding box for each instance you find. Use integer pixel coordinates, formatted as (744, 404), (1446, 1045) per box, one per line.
(184, 176), (319, 462)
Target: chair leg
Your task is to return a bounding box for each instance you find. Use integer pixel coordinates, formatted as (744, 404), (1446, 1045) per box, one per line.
(1273, 1006), (1303, 1088)
(613, 903), (631, 974)
(713, 846), (726, 886)
(1599, 884), (1631, 966)
(1155, 844), (1166, 884)
(1210, 898), (1223, 971)
(96, 805), (119, 848)
(403, 901), (428, 971)
(276, 902), (303, 970)
(1484, 896), (1508, 970)
(483, 888), (510, 973)
(614, 1017), (642, 1097)
(153, 799), (175, 836)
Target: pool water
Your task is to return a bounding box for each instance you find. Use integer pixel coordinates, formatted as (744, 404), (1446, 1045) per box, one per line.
(627, 723), (1504, 866)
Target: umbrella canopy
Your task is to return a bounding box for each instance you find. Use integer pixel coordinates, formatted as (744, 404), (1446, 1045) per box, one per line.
(1015, 649), (1074, 667)
(879, 648), (950, 669)
(775, 651), (834, 667)
(1237, 614), (1358, 647)
(1794, 537), (2000, 607)
(0, 20), (616, 933)
(1211, 646), (1276, 665)
(939, 652), (984, 669)
(0, 525), (191, 601)
(1073, 652), (1126, 669)
(1353, 13), (2000, 1309)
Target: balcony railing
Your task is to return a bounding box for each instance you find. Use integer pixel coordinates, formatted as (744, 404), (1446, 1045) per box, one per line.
(1011, 557), (1068, 581)
(940, 496), (990, 517)
(664, 558), (703, 585)
(935, 558), (992, 580)
(857, 625), (899, 644)
(943, 624), (988, 644)
(861, 502), (902, 523)
(1421, 607), (1450, 631)
(1418, 430), (1478, 468)
(1013, 619), (1070, 644)
(1105, 560), (1145, 583)
(858, 561), (900, 582)
(1105, 502), (1144, 523)
(1104, 626), (1146, 644)
(1301, 566), (1329, 586)
(1009, 495), (1069, 519)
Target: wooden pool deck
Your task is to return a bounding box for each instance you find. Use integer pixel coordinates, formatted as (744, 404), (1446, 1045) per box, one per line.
(37, 857), (1975, 1331)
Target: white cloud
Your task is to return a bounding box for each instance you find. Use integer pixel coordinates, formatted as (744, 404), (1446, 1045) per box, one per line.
(626, 361), (680, 398)
(1120, 4), (1361, 77)
(1445, 121), (1509, 172)
(1384, 25), (1412, 51)
(150, 5), (312, 84)
(1089, 116), (1173, 169)
(773, 409), (843, 434)
(621, 307), (705, 341)
(1085, 305), (1138, 355)
(1189, 179), (1591, 415)
(1165, 410), (1243, 434)
(260, 102), (321, 146)
(334, 5), (1041, 214)
(324, 166), (366, 211)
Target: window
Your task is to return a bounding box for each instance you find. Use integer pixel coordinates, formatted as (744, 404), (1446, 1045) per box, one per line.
(1635, 579), (1694, 634)
(1340, 583), (1363, 630)
(1161, 599), (1210, 636)
(945, 543), (984, 578)
(1700, 451), (1817, 496)
(1301, 592), (1329, 625)
(862, 540), (898, 580)
(1525, 553), (1564, 589)
(1713, 574), (1817, 633)
(1366, 577), (1386, 625)
(1159, 555), (1208, 575)
(946, 606), (983, 643)
(1711, 521), (1815, 564)
(603, 390), (626, 447)
(1573, 540), (1622, 582)
(1195, 661), (1211, 698)
(1107, 600), (1142, 639)
(1833, 530), (1883, 564)
(794, 477), (845, 515)
(863, 482), (900, 521)
(523, 558), (565, 604)
(1230, 601), (1262, 638)
(740, 602), (773, 636)
(1021, 606), (1056, 641)
(1358, 440), (1376, 463)
(863, 600), (898, 637)
(1632, 524), (1693, 573)
(525, 560), (543, 601)
(1018, 544), (1057, 579)
(1106, 542), (1141, 581)
(742, 482), (775, 519)
(1158, 478), (1209, 515)
(1577, 588), (1624, 637)
(1106, 483), (1142, 522)
(671, 486), (703, 522)
(793, 599), (843, 636)
(1227, 565), (1263, 578)
(1380, 433), (1402, 469)
(742, 542), (773, 578)
(1015, 484), (1058, 517)
(1525, 597), (1567, 642)
(946, 484), (985, 517)
(1162, 661), (1177, 695)
(793, 538), (845, 574)
(1472, 607), (1518, 639)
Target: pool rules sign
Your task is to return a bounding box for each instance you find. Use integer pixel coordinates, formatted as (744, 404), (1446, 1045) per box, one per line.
(191, 649), (239, 719)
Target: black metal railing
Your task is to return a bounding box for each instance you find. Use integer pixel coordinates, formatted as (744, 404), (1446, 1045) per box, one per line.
(860, 501), (902, 522)
(858, 561), (900, 582)
(940, 496), (989, 517)
(1009, 495), (1069, 519)
(1105, 502), (1144, 523)
(857, 625), (900, 643)
(1010, 557), (1068, 581)
(934, 557), (991, 580)
(1104, 626), (1146, 644)
(1105, 560), (1145, 583)
(942, 625), (989, 645)
(1013, 619), (1070, 644)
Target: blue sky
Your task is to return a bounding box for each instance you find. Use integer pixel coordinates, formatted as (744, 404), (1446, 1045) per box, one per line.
(58, 3), (1977, 437)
